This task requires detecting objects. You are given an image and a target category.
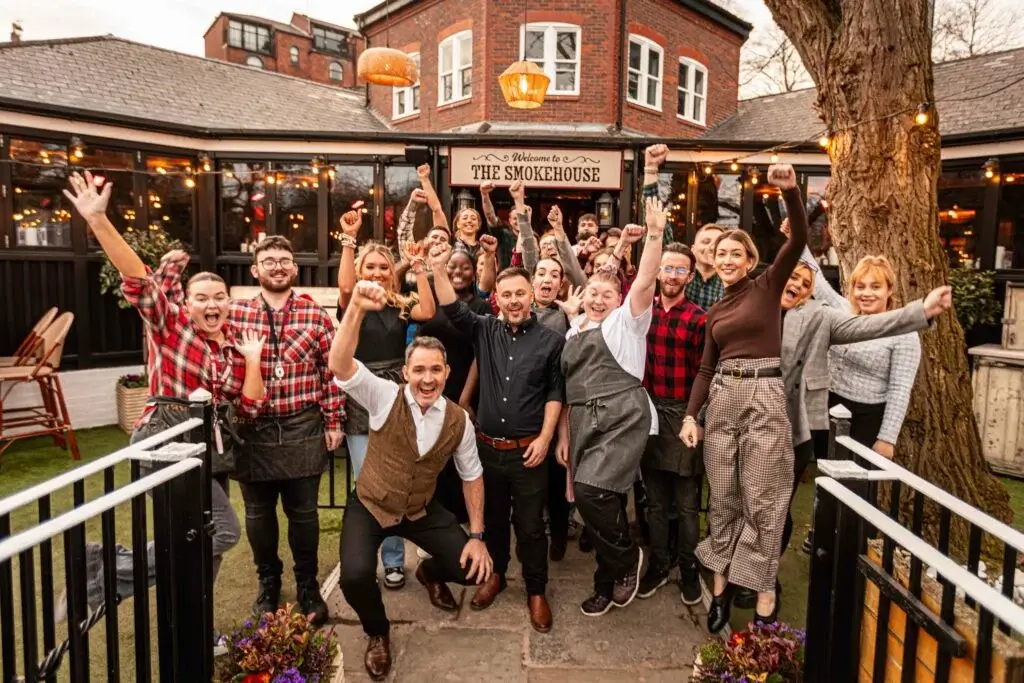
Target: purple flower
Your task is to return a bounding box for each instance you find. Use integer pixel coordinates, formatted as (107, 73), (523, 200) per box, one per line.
(271, 667), (305, 683)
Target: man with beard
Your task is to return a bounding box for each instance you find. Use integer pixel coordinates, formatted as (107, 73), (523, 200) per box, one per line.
(229, 236), (342, 625)
(433, 240), (566, 634)
(636, 243), (707, 606)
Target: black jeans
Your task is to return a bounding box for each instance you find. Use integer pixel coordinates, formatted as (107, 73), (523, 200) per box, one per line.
(547, 455), (570, 541)
(640, 465), (700, 574)
(239, 475), (322, 585)
(340, 495), (476, 637)
(829, 392), (887, 449)
(479, 441), (549, 595)
(434, 458), (470, 523)
(573, 481), (639, 597)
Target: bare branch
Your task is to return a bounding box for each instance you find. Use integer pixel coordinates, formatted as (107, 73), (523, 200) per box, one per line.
(932, 0), (1022, 61)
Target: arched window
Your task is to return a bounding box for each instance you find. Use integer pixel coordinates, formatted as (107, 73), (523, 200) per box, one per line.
(329, 61), (343, 81)
(245, 55), (263, 69)
(289, 46), (299, 65)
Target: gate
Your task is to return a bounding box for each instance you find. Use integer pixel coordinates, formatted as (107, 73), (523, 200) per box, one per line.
(0, 395), (217, 682)
(806, 405), (1024, 682)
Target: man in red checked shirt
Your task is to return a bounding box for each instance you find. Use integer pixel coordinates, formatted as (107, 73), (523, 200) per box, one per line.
(229, 235), (342, 626)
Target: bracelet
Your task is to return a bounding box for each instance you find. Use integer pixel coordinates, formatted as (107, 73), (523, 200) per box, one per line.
(646, 234), (661, 242)
(644, 165), (661, 174)
(682, 416), (697, 424)
(339, 235), (357, 249)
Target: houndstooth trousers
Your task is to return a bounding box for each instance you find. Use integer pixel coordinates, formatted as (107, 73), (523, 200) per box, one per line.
(698, 357), (794, 593)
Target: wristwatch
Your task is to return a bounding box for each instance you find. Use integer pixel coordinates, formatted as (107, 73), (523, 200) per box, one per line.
(468, 531), (485, 541)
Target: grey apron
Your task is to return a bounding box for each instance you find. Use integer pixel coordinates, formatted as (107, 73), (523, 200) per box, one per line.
(131, 397), (237, 476)
(233, 405), (327, 483)
(562, 326), (652, 494)
(343, 358), (404, 435)
(641, 397), (702, 477)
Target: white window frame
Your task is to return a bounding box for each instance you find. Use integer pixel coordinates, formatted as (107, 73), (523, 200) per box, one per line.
(393, 53), (421, 120)
(289, 46), (299, 64)
(677, 57), (708, 126)
(520, 23), (582, 96)
(328, 61), (343, 81)
(245, 55), (264, 69)
(438, 30), (472, 105)
(626, 35), (663, 112)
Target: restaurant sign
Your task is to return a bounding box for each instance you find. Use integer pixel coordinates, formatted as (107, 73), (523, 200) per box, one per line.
(449, 147), (623, 190)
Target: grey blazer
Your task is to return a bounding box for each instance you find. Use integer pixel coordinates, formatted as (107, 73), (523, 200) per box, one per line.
(781, 299), (931, 445)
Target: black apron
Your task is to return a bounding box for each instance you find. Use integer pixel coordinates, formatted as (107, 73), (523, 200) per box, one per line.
(130, 396), (238, 476)
(641, 397), (702, 477)
(233, 405), (327, 482)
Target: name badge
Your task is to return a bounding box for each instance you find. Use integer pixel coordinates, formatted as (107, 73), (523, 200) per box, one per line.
(274, 363), (285, 380)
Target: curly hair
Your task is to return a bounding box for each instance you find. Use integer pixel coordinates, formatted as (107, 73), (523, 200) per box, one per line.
(354, 241), (418, 319)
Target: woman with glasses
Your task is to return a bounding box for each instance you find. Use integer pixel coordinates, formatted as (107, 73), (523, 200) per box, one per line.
(337, 208), (436, 590)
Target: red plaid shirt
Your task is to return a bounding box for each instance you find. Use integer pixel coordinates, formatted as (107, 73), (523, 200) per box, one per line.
(229, 294), (343, 431)
(644, 296), (706, 401)
(121, 265), (264, 417)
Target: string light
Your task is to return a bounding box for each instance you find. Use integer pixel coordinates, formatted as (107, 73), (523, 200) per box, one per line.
(729, 161), (739, 172)
(311, 155), (325, 173)
(984, 158), (999, 180)
(199, 153), (212, 173)
(184, 175), (196, 189)
(748, 167), (760, 185)
(770, 153), (779, 163)
(818, 131), (833, 148)
(267, 174), (277, 185)
(915, 103), (931, 126)
(703, 164), (713, 175)
(69, 136), (85, 159)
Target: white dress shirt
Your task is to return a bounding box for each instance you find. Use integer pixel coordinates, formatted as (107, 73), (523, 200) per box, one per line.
(567, 304), (659, 435)
(334, 361), (483, 481)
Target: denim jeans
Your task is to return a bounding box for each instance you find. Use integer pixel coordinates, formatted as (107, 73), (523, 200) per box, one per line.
(347, 434), (406, 569)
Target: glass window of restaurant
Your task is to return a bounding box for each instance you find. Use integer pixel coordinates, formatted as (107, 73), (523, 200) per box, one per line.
(805, 174), (834, 264)
(997, 162), (1024, 270)
(79, 147), (135, 247)
(750, 177), (788, 264)
(695, 169), (742, 231)
(275, 163), (319, 254)
(384, 165), (418, 248)
(651, 165), (692, 241)
(9, 138), (72, 249)
(220, 162), (269, 254)
(329, 163), (375, 251)
(146, 155), (196, 249)
(938, 167), (985, 268)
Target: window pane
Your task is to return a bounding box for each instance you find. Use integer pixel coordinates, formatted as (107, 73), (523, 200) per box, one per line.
(461, 66), (472, 97)
(647, 50), (660, 77)
(997, 168), (1024, 269)
(220, 162), (269, 254)
(329, 165), (374, 253)
(228, 22), (242, 48)
(79, 148), (134, 240)
(459, 34), (472, 65)
(290, 46), (299, 64)
(677, 90), (689, 117)
(442, 74), (453, 101)
(556, 31), (576, 59)
(440, 43), (453, 72)
(525, 30), (545, 60)
(693, 95), (704, 121)
(646, 77), (659, 107)
(146, 155), (195, 249)
(246, 55), (263, 69)
(696, 172), (741, 230)
(678, 62), (690, 90)
(384, 165), (419, 250)
(694, 68), (706, 96)
(938, 169), (984, 268)
(10, 139), (71, 248)
(629, 41), (642, 70)
(655, 169), (689, 238)
(628, 72), (640, 100)
(243, 25), (257, 51)
(329, 62), (343, 80)
(412, 84), (420, 110)
(751, 183), (788, 263)
(555, 67), (575, 91)
(258, 27), (270, 52)
(276, 164), (319, 254)
(396, 90), (406, 116)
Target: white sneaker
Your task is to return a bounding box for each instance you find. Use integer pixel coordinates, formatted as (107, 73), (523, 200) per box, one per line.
(416, 547), (432, 560)
(383, 566), (406, 590)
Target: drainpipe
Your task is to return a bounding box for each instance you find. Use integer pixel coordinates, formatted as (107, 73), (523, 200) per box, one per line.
(615, 0), (627, 132)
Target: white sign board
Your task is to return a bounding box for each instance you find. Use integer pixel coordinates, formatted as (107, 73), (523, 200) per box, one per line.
(449, 147), (623, 190)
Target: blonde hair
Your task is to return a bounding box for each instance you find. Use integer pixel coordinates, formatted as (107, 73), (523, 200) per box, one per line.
(455, 207), (482, 233)
(714, 229), (760, 269)
(792, 261), (815, 286)
(847, 255), (897, 314)
(354, 242), (418, 318)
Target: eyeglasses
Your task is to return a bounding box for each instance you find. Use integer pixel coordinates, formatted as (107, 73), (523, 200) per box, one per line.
(259, 257), (295, 270)
(661, 266), (690, 276)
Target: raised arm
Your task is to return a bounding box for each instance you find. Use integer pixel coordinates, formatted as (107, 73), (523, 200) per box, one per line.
(329, 281), (387, 382)
(480, 181), (501, 229)
(547, 205), (587, 287)
(508, 181), (539, 273)
(314, 308), (344, 436)
(431, 243), (482, 338)
(802, 244), (851, 311)
(638, 144), (674, 246)
(827, 286), (950, 346)
(417, 164), (448, 230)
(397, 189), (427, 246)
(337, 209), (362, 308)
(409, 257), (436, 322)
(477, 235), (498, 294)
(65, 171), (146, 278)
(763, 164), (808, 294)
(628, 198), (666, 317)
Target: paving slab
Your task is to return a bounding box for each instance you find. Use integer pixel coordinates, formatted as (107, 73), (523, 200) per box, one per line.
(527, 668), (695, 682)
(393, 628), (528, 683)
(329, 571), (465, 627)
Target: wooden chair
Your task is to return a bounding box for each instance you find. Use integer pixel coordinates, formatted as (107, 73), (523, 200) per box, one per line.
(0, 307), (58, 367)
(0, 312), (80, 465)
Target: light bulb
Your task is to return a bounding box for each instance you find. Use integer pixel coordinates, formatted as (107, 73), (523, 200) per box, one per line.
(770, 153), (779, 163)
(729, 162), (738, 171)
(519, 75), (529, 94)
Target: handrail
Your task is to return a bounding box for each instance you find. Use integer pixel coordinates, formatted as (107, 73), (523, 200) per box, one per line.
(817, 476), (1024, 632)
(0, 417), (202, 518)
(833, 434), (1024, 552)
(0, 458), (202, 563)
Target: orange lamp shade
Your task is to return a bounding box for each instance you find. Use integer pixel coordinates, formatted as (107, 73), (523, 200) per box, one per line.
(357, 47), (418, 87)
(498, 60), (551, 109)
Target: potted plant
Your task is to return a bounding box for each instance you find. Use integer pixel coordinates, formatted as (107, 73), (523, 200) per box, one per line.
(215, 605), (341, 683)
(947, 264), (1000, 346)
(98, 225), (184, 432)
(691, 621), (805, 683)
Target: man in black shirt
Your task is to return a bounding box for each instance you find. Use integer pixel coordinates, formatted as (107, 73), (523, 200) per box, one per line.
(431, 244), (565, 634)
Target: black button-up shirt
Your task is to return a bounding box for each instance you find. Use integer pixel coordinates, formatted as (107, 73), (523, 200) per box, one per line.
(442, 301), (566, 439)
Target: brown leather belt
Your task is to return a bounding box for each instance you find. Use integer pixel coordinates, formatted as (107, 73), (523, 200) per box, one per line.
(476, 430), (538, 451)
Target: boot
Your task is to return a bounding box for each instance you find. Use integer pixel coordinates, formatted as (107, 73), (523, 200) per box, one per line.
(253, 576), (281, 617)
(297, 579), (329, 627)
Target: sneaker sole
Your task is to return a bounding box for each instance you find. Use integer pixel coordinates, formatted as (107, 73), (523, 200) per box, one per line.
(580, 601), (613, 617)
(680, 591), (703, 606)
(383, 579), (406, 590)
(613, 548), (645, 609)
(637, 576), (669, 599)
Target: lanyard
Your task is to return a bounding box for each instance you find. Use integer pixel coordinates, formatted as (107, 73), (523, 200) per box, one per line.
(261, 295), (291, 380)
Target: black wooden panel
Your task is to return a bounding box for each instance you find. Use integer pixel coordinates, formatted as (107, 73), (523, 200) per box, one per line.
(0, 257), (77, 357)
(85, 259), (144, 357)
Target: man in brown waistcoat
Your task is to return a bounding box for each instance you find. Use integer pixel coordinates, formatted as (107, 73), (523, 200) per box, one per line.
(330, 279), (493, 682)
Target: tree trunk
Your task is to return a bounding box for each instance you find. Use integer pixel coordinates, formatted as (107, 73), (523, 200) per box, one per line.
(763, 0), (1011, 548)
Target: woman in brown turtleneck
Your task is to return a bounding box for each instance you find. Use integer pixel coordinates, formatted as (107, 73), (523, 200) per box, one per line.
(679, 164), (807, 632)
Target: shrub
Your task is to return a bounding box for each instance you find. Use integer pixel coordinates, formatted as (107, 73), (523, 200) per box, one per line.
(692, 621), (805, 683)
(215, 605), (338, 683)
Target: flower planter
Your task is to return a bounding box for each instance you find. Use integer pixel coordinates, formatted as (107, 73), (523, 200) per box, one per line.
(116, 383), (149, 434)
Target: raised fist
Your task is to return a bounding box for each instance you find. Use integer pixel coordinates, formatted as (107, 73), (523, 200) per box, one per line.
(410, 188), (428, 204)
(428, 243), (452, 271)
(340, 210), (362, 237)
(644, 144), (669, 168)
(621, 224), (645, 245)
(767, 164), (797, 190)
(547, 205), (563, 230)
(509, 180), (525, 204)
(479, 234), (498, 254)
(417, 164), (431, 180)
(352, 280), (388, 311)
(480, 181), (495, 196)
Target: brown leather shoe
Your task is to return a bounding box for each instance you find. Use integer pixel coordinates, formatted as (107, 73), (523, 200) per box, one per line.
(415, 564), (459, 612)
(470, 573), (506, 610)
(528, 594), (553, 633)
(364, 635), (391, 681)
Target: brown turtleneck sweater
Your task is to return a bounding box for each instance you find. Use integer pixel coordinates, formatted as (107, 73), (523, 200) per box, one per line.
(685, 187), (808, 418)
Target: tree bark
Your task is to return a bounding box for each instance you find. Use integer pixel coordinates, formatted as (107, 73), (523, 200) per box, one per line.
(763, 0), (1012, 547)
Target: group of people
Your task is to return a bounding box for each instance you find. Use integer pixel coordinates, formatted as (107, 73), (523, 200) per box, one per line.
(61, 142), (953, 682)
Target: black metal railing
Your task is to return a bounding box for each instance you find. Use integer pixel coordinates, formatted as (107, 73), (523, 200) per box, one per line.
(0, 397), (217, 683)
(805, 405), (1024, 683)
(319, 448), (351, 510)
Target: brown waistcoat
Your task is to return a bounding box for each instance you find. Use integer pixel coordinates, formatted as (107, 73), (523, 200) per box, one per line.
(356, 387), (467, 528)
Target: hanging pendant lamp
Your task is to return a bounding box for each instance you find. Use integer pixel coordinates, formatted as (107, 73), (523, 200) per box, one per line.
(499, 0), (549, 108)
(357, 0), (418, 87)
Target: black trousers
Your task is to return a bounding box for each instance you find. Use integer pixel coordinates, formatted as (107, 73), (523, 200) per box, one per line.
(238, 475), (322, 584)
(829, 392), (887, 449)
(434, 458), (469, 523)
(640, 465), (701, 573)
(340, 495), (476, 637)
(574, 482), (640, 597)
(479, 441), (549, 595)
(780, 432), (826, 555)
(547, 455), (570, 541)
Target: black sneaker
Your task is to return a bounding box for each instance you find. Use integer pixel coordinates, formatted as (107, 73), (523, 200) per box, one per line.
(253, 576), (281, 616)
(679, 565), (703, 606)
(612, 548), (644, 608)
(580, 592), (614, 617)
(297, 581), (329, 627)
(637, 567), (669, 599)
